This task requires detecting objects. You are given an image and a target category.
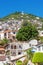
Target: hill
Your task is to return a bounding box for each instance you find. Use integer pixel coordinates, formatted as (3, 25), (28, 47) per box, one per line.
(0, 12), (43, 22)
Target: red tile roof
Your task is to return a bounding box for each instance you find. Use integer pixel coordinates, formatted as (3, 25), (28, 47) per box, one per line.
(0, 48), (5, 50)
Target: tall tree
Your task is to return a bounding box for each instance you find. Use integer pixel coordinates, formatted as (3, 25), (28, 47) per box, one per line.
(16, 22), (38, 41)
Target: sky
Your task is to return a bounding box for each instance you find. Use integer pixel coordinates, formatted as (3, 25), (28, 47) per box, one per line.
(0, 0), (43, 18)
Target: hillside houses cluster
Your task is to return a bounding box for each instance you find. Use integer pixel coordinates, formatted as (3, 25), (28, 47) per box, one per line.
(0, 18), (43, 40)
(0, 19), (22, 41)
(0, 18), (43, 65)
(0, 39), (43, 65)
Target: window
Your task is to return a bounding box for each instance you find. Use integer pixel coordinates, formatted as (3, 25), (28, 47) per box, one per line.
(0, 29), (2, 31)
(11, 51), (16, 56)
(18, 52), (21, 55)
(18, 50), (22, 55)
(12, 36), (15, 39)
(19, 45), (22, 49)
(38, 46), (40, 51)
(11, 45), (13, 49)
(12, 52), (16, 56)
(14, 45), (16, 49)
(29, 44), (31, 47)
(4, 33), (6, 36)
(42, 45), (43, 50)
(8, 32), (10, 33)
(13, 32), (15, 34)
(42, 32), (43, 34)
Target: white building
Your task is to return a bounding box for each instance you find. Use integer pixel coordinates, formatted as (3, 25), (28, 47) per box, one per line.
(0, 32), (4, 40)
(36, 42), (43, 52)
(0, 29), (10, 40)
(38, 30), (43, 37)
(0, 26), (4, 40)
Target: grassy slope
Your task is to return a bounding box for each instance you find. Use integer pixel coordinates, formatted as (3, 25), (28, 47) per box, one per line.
(0, 12), (43, 22)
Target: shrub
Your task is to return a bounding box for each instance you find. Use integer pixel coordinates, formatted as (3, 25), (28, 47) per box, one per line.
(0, 38), (9, 46)
(16, 60), (22, 65)
(32, 52), (43, 63)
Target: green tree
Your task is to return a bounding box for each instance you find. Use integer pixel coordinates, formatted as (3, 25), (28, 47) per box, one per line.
(16, 22), (38, 41)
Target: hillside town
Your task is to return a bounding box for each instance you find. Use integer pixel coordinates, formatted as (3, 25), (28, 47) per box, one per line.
(0, 12), (43, 65)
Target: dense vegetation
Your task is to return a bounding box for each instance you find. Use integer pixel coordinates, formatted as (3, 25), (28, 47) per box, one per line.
(16, 22), (38, 41)
(0, 12), (43, 22)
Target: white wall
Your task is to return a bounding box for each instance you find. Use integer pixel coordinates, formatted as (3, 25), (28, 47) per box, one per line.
(0, 33), (4, 40)
(39, 30), (43, 36)
(36, 45), (43, 52)
(22, 43), (30, 50)
(6, 33), (9, 39)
